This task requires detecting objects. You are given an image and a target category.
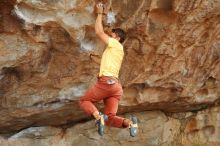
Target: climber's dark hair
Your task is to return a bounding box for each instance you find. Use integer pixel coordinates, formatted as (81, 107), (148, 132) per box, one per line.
(112, 28), (126, 43)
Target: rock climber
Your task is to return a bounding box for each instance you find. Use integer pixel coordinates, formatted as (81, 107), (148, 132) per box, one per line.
(79, 3), (138, 137)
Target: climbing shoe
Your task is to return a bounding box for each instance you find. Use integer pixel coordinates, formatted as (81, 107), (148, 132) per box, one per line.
(129, 116), (138, 137)
(96, 112), (108, 136)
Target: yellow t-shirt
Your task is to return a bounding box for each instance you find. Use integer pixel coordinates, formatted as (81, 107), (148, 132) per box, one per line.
(99, 38), (124, 78)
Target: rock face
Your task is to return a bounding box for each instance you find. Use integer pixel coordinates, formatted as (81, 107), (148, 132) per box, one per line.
(0, 0), (220, 145)
(1, 106), (220, 146)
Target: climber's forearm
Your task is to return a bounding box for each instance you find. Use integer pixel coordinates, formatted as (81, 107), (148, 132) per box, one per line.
(95, 14), (104, 35)
(95, 3), (109, 44)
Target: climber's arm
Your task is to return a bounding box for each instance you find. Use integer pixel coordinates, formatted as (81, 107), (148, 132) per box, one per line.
(95, 3), (109, 45)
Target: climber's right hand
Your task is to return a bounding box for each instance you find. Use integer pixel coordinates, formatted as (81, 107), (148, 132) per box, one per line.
(96, 3), (104, 14)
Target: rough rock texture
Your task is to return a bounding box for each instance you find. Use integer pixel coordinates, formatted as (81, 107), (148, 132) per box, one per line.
(1, 106), (220, 146)
(0, 0), (220, 145)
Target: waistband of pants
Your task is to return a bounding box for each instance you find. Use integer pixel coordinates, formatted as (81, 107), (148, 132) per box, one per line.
(97, 76), (119, 82)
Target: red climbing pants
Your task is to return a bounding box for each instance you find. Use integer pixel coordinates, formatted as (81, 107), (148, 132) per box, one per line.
(79, 76), (125, 128)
